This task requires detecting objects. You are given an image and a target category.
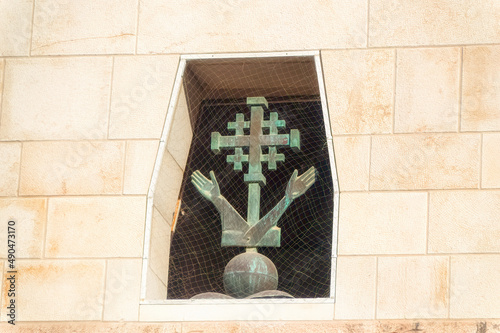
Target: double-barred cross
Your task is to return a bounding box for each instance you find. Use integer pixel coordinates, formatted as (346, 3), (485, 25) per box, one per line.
(211, 97), (300, 227)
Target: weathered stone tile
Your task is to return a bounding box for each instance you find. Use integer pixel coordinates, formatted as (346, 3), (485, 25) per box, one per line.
(0, 57), (111, 141)
(0, 143), (21, 196)
(369, 0), (500, 47)
(124, 140), (159, 194)
(149, 207), (171, 285)
(332, 136), (370, 191)
(145, 266), (167, 300)
(450, 255), (500, 318)
(20, 141), (125, 195)
(183, 322), (240, 333)
(0, 260), (105, 321)
(109, 55), (179, 139)
(322, 49), (394, 135)
(103, 259), (142, 321)
(335, 256), (376, 319)
(137, 0), (366, 53)
(377, 256), (449, 319)
(0, 0), (33, 56)
(153, 151), (184, 224)
(167, 86), (192, 170)
(395, 48), (460, 133)
(241, 322), (378, 333)
(338, 192), (427, 255)
(31, 0), (137, 55)
(461, 45), (500, 132)
(45, 196), (145, 258)
(370, 134), (480, 190)
(429, 191), (500, 253)
(0, 198), (46, 259)
(483, 133), (500, 188)
(0, 322), (182, 332)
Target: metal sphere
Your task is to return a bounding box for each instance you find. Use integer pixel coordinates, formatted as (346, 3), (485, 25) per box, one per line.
(190, 292), (234, 300)
(223, 252), (278, 298)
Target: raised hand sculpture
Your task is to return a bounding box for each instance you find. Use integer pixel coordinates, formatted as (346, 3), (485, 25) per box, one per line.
(191, 97), (316, 249)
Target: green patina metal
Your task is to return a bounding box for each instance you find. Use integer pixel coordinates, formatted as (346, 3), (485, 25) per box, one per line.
(191, 97), (316, 249)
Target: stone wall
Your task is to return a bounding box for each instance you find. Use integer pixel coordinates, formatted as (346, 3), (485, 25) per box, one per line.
(0, 0), (499, 330)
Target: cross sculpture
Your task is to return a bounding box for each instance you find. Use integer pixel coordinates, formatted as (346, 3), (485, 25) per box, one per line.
(191, 97), (316, 250)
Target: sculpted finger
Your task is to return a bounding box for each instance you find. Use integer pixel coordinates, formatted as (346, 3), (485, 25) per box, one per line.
(209, 170), (217, 184)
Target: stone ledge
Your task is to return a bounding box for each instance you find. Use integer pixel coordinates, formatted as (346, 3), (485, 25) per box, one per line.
(1, 320), (499, 333)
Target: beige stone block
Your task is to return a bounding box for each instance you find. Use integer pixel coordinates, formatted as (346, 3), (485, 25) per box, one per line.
(0, 143), (21, 196)
(0, 322), (182, 333)
(145, 266), (167, 300)
(377, 256), (449, 319)
(183, 322), (240, 333)
(483, 133), (500, 188)
(109, 55), (179, 139)
(322, 49), (394, 135)
(335, 256), (376, 319)
(370, 134), (480, 190)
(0, 260), (105, 321)
(450, 255), (500, 318)
(20, 141), (125, 195)
(332, 136), (370, 191)
(46, 196), (146, 258)
(429, 191), (500, 253)
(0, 0), (33, 56)
(103, 259), (142, 321)
(31, 0), (137, 55)
(462, 46), (500, 132)
(241, 322), (377, 333)
(149, 207), (171, 285)
(137, 0), (366, 54)
(154, 151), (184, 224)
(395, 48), (460, 133)
(338, 192), (427, 255)
(0, 57), (111, 141)
(124, 140), (159, 194)
(0, 199), (46, 259)
(167, 86), (193, 169)
(369, 0), (500, 47)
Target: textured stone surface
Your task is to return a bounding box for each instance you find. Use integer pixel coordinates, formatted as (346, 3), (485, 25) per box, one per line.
(124, 140), (159, 194)
(103, 259), (142, 321)
(450, 255), (500, 318)
(0, 0), (33, 56)
(370, 134), (480, 190)
(45, 196), (145, 258)
(332, 136), (370, 191)
(369, 0), (500, 46)
(154, 151), (184, 224)
(137, 0), (367, 53)
(0, 142), (21, 196)
(149, 207), (171, 285)
(377, 256), (449, 319)
(31, 0), (137, 55)
(20, 141), (125, 195)
(461, 45), (500, 131)
(322, 49), (394, 134)
(0, 57), (111, 140)
(483, 133), (500, 188)
(109, 55), (180, 139)
(395, 47), (460, 133)
(183, 322), (240, 333)
(0, 260), (105, 321)
(167, 86), (193, 170)
(429, 191), (500, 253)
(1, 321), (500, 333)
(0, 198), (46, 258)
(338, 192), (427, 255)
(335, 256), (376, 319)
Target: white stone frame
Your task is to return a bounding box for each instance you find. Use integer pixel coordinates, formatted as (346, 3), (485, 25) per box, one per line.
(139, 51), (340, 321)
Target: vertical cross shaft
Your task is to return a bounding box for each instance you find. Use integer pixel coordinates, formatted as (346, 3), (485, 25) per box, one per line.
(247, 103), (264, 227)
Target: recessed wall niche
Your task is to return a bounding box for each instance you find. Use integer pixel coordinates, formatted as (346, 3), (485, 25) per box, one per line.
(141, 52), (339, 302)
